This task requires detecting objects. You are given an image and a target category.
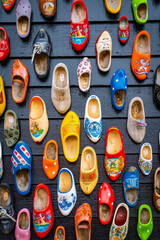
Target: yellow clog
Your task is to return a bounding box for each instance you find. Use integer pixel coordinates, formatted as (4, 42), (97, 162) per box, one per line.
(0, 76), (6, 117)
(80, 146), (98, 195)
(61, 111), (80, 162)
(105, 0), (121, 14)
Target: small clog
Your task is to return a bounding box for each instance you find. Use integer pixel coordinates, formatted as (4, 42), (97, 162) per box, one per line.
(111, 69), (127, 110)
(105, 127), (125, 181)
(132, 0), (148, 24)
(58, 168), (77, 216)
(118, 16), (130, 44)
(1, 0), (15, 11)
(43, 140), (59, 180)
(159, 131), (160, 160)
(84, 95), (103, 143)
(0, 27), (10, 61)
(98, 182), (115, 225)
(77, 57), (91, 92)
(105, 0), (121, 14)
(137, 205), (153, 240)
(75, 203), (92, 240)
(61, 111), (80, 162)
(0, 75), (6, 117)
(127, 97), (146, 143)
(0, 141), (3, 179)
(109, 203), (129, 240)
(153, 167), (160, 211)
(51, 63), (71, 114)
(131, 30), (150, 80)
(12, 59), (29, 103)
(138, 143), (152, 176)
(4, 110), (20, 147)
(123, 166), (139, 207)
(33, 184), (54, 238)
(95, 30), (112, 72)
(39, 0), (56, 18)
(15, 208), (30, 240)
(80, 146), (98, 195)
(54, 226), (65, 240)
(29, 96), (49, 143)
(70, 0), (89, 51)
(154, 65), (160, 108)
(16, 0), (31, 38)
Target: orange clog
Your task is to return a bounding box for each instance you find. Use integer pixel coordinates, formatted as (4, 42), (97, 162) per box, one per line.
(54, 226), (65, 240)
(43, 140), (59, 179)
(131, 30), (150, 80)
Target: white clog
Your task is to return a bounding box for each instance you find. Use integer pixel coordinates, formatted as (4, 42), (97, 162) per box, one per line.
(139, 143), (152, 175)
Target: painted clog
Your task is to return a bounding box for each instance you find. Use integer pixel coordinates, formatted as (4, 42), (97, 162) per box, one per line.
(84, 95), (103, 143)
(105, 127), (125, 181)
(109, 203), (129, 240)
(123, 166), (139, 207)
(51, 63), (71, 114)
(111, 69), (127, 110)
(77, 57), (91, 92)
(96, 30), (112, 72)
(127, 97), (146, 143)
(75, 203), (92, 240)
(70, 0), (89, 51)
(12, 59), (29, 103)
(0, 75), (6, 117)
(131, 31), (150, 80)
(33, 184), (54, 238)
(43, 140), (59, 180)
(105, 0), (121, 14)
(0, 142), (3, 179)
(137, 205), (153, 240)
(16, 0), (31, 38)
(0, 27), (9, 61)
(39, 0), (56, 18)
(54, 226), (65, 240)
(153, 167), (160, 211)
(132, 0), (148, 24)
(118, 16), (130, 44)
(15, 208), (30, 240)
(29, 96), (49, 143)
(154, 65), (160, 108)
(1, 0), (15, 11)
(61, 111), (80, 162)
(80, 146), (98, 195)
(139, 143), (152, 175)
(58, 168), (77, 216)
(4, 110), (20, 147)
(98, 182), (115, 225)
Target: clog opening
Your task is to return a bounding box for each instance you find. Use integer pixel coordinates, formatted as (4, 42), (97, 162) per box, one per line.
(0, 186), (10, 207)
(156, 171), (160, 195)
(99, 50), (110, 70)
(108, 0), (120, 10)
(115, 206), (127, 226)
(59, 171), (71, 192)
(0, 29), (5, 41)
(137, 4), (147, 21)
(131, 100), (144, 120)
(4, 112), (15, 129)
(13, 76), (25, 102)
(55, 67), (67, 88)
(100, 204), (110, 222)
(72, 3), (85, 23)
(107, 130), (121, 154)
(80, 73), (89, 91)
(142, 145), (151, 160)
(30, 99), (43, 119)
(46, 142), (57, 160)
(18, 16), (29, 35)
(35, 52), (47, 76)
(114, 90), (125, 107)
(156, 67), (160, 85)
(65, 136), (78, 160)
(34, 187), (48, 210)
(140, 208), (150, 224)
(16, 169), (30, 193)
(82, 149), (95, 171)
(78, 221), (89, 240)
(136, 34), (149, 54)
(56, 228), (64, 240)
(120, 18), (128, 30)
(88, 98), (100, 119)
(18, 212), (29, 230)
(126, 188), (137, 205)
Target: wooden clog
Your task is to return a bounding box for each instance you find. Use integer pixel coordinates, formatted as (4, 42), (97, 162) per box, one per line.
(118, 16), (130, 44)
(1, 0), (15, 11)
(39, 0), (56, 17)
(0, 27), (10, 61)
(77, 57), (91, 92)
(15, 208), (30, 240)
(153, 167), (160, 211)
(105, 0), (121, 14)
(0, 75), (6, 117)
(54, 226), (65, 240)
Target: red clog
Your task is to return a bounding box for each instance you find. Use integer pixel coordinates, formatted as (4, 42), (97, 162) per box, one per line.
(118, 16), (130, 44)
(70, 0), (89, 51)
(33, 184), (54, 238)
(0, 27), (9, 61)
(104, 127), (125, 181)
(98, 182), (115, 225)
(1, 0), (15, 11)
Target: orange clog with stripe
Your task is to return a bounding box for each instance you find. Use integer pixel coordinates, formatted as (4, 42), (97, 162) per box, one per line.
(54, 226), (65, 240)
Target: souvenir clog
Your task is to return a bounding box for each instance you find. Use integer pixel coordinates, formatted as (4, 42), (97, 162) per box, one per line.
(29, 96), (49, 143)
(0, 183), (16, 234)
(15, 208), (30, 240)
(11, 141), (32, 195)
(0, 141), (3, 179)
(51, 63), (71, 114)
(109, 203), (129, 240)
(61, 111), (80, 162)
(1, 0), (15, 11)
(138, 143), (152, 175)
(54, 226), (65, 240)
(70, 0), (89, 51)
(131, 31), (150, 80)
(154, 65), (160, 108)
(105, 0), (121, 14)
(127, 97), (146, 143)
(75, 203), (92, 240)
(123, 166), (139, 207)
(153, 167), (160, 211)
(4, 110), (20, 147)
(132, 0), (148, 24)
(43, 140), (59, 180)
(0, 75), (6, 117)
(137, 205), (153, 240)
(159, 131), (160, 160)
(118, 16), (130, 44)
(77, 57), (91, 92)
(80, 146), (98, 195)
(0, 27), (10, 61)
(39, 0), (56, 18)
(12, 59), (29, 103)
(98, 182), (115, 225)
(105, 127), (125, 181)
(33, 184), (54, 238)
(84, 95), (103, 143)
(111, 69), (127, 110)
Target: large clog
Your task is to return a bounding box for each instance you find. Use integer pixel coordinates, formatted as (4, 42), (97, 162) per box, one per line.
(105, 0), (121, 14)
(132, 0), (148, 24)
(15, 208), (30, 240)
(138, 143), (152, 175)
(39, 0), (56, 18)
(0, 27), (10, 61)
(0, 75), (6, 117)
(77, 57), (91, 92)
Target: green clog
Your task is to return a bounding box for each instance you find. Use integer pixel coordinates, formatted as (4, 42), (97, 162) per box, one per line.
(132, 0), (148, 24)
(137, 204), (153, 240)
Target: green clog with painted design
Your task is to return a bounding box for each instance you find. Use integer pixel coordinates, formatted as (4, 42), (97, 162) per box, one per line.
(132, 0), (148, 24)
(137, 204), (153, 240)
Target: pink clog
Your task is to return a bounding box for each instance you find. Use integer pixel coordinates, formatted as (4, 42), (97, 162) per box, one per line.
(15, 208), (31, 240)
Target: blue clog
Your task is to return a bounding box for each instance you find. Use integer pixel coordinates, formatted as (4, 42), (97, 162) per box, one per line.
(11, 141), (32, 195)
(111, 69), (127, 110)
(123, 166), (139, 207)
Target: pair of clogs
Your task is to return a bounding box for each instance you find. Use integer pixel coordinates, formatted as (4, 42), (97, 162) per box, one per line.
(15, 208), (30, 240)
(39, 0), (56, 18)
(0, 27), (10, 61)
(1, 0), (15, 11)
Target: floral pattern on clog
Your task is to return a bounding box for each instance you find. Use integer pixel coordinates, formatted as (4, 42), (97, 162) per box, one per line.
(85, 118), (103, 139)
(110, 225), (128, 240)
(77, 57), (91, 92)
(105, 156), (125, 179)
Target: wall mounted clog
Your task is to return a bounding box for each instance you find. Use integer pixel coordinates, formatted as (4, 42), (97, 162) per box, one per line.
(0, 75), (6, 117)
(15, 208), (30, 240)
(1, 0), (15, 11)
(154, 65), (160, 108)
(118, 16), (130, 44)
(58, 168), (77, 216)
(131, 30), (150, 80)
(105, 127), (125, 181)
(70, 0), (89, 51)
(33, 184), (54, 238)
(0, 141), (3, 179)
(77, 57), (91, 92)
(139, 143), (152, 176)
(39, 0), (56, 18)
(132, 0), (148, 24)
(98, 182), (115, 225)
(0, 27), (10, 61)
(153, 167), (160, 211)
(105, 0), (121, 14)
(54, 226), (65, 240)
(80, 146), (98, 195)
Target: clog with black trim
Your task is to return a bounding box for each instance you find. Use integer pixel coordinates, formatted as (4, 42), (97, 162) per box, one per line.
(0, 27), (10, 61)
(54, 226), (65, 240)
(105, 0), (121, 14)
(0, 75), (6, 117)
(132, 0), (148, 24)
(118, 16), (130, 44)
(1, 0), (15, 11)
(138, 142), (152, 176)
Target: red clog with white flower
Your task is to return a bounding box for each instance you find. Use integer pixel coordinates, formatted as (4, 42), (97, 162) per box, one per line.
(118, 16), (130, 44)
(0, 27), (9, 61)
(1, 0), (15, 11)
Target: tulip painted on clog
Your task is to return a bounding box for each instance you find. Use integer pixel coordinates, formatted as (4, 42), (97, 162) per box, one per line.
(118, 16), (130, 44)
(132, 0), (148, 24)
(15, 208), (30, 240)
(0, 76), (6, 117)
(1, 0), (15, 11)
(139, 143), (152, 175)
(0, 27), (10, 61)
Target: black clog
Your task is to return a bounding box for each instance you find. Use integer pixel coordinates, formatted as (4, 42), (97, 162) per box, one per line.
(154, 66), (160, 108)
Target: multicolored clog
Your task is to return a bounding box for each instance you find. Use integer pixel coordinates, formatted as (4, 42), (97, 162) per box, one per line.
(1, 0), (15, 11)
(139, 143), (152, 175)
(118, 16), (130, 44)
